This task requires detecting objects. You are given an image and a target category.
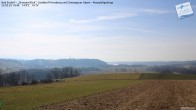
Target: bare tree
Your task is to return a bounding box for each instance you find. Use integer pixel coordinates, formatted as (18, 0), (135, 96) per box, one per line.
(0, 69), (3, 87)
(46, 73), (52, 80)
(51, 68), (60, 79)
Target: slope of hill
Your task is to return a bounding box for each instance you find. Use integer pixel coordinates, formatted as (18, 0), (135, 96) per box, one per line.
(0, 59), (108, 72)
(19, 59), (108, 68)
(38, 80), (196, 110)
(0, 73), (141, 110)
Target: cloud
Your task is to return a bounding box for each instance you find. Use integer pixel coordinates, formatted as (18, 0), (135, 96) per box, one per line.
(141, 9), (169, 14)
(70, 9), (170, 24)
(128, 27), (159, 34)
(70, 12), (136, 23)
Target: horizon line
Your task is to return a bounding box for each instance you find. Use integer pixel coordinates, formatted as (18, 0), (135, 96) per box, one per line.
(0, 58), (195, 62)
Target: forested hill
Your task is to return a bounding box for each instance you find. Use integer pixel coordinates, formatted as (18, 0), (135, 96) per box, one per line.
(0, 59), (108, 70)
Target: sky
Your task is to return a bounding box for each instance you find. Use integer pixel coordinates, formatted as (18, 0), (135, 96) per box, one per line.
(0, 0), (196, 62)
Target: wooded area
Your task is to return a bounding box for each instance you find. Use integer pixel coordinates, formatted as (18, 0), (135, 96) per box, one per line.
(0, 67), (80, 87)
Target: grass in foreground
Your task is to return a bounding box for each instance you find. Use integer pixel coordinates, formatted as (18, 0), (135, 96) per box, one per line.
(0, 73), (141, 110)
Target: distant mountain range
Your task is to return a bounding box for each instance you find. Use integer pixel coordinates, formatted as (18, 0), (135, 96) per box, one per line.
(109, 61), (196, 66)
(1, 59), (196, 74)
(0, 59), (108, 72)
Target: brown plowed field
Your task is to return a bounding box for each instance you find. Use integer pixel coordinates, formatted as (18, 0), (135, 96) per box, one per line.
(37, 80), (196, 110)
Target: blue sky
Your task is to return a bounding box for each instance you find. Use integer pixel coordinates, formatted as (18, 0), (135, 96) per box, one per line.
(0, 0), (196, 62)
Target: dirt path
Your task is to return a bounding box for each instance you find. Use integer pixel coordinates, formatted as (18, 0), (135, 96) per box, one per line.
(37, 80), (196, 110)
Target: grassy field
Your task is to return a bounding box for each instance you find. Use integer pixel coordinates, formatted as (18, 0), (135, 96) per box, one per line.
(139, 73), (196, 80)
(66, 73), (141, 81)
(1, 73), (196, 110)
(0, 73), (141, 110)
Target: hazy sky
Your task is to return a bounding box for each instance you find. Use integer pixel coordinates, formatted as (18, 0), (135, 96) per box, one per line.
(0, 0), (196, 62)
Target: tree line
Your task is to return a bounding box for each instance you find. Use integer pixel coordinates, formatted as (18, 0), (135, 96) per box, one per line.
(150, 66), (196, 74)
(0, 67), (80, 87)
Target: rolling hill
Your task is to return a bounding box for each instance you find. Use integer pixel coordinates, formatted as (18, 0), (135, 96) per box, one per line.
(0, 59), (108, 72)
